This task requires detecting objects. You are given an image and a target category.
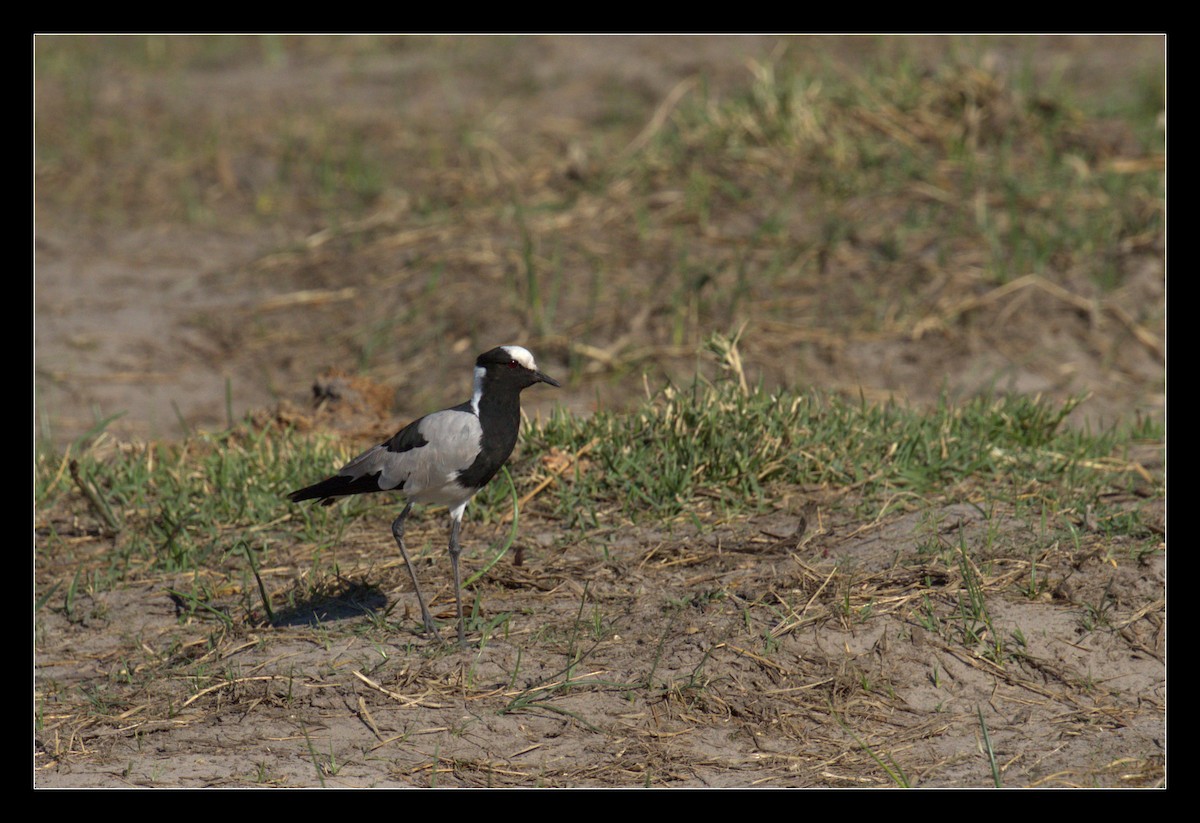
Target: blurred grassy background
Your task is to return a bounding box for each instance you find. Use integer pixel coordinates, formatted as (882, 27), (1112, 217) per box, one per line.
(35, 35), (1164, 447)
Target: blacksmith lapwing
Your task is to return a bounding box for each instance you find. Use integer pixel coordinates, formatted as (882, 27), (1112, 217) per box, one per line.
(288, 345), (560, 646)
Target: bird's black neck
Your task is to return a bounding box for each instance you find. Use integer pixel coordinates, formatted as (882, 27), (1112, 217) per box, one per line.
(452, 376), (525, 491)
(476, 376), (523, 443)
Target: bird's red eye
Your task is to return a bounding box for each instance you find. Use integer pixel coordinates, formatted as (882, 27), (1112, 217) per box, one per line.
(508, 360), (519, 368)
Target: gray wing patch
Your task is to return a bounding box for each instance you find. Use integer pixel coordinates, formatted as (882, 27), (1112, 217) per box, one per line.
(337, 409), (482, 499)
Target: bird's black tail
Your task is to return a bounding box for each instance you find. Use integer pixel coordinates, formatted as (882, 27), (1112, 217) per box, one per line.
(288, 472), (386, 505)
(288, 480), (337, 506)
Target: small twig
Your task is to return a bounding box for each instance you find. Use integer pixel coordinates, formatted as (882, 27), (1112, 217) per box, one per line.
(356, 696), (383, 741)
(719, 642), (790, 674)
(770, 565), (837, 639)
(620, 76), (698, 160)
(915, 273), (1163, 360)
(1106, 302), (1163, 359)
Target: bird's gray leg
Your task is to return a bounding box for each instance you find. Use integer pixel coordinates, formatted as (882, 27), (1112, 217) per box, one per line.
(448, 510), (466, 648)
(391, 503), (436, 635)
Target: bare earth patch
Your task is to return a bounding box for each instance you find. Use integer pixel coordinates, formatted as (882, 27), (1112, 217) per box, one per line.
(36, 487), (1163, 787)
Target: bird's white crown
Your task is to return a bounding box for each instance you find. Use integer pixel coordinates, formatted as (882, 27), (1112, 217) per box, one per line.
(500, 345), (538, 371)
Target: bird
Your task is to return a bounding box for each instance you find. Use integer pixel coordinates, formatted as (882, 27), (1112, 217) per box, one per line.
(288, 345), (560, 646)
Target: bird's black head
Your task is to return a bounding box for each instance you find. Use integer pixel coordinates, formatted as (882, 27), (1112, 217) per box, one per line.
(476, 345), (561, 390)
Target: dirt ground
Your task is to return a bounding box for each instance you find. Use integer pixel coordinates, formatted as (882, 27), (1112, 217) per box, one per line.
(34, 36), (1165, 788)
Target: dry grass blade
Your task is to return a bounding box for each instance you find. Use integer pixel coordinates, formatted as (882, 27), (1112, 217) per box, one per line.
(620, 75), (699, 160)
(258, 288), (359, 312)
(501, 439), (599, 524)
(351, 670), (447, 709)
(180, 675), (298, 709)
(68, 459), (122, 534)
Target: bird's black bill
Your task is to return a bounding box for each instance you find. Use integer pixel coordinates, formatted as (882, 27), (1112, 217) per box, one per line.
(536, 371), (562, 388)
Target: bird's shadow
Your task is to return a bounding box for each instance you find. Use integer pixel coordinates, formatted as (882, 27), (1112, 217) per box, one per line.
(267, 577), (390, 628)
